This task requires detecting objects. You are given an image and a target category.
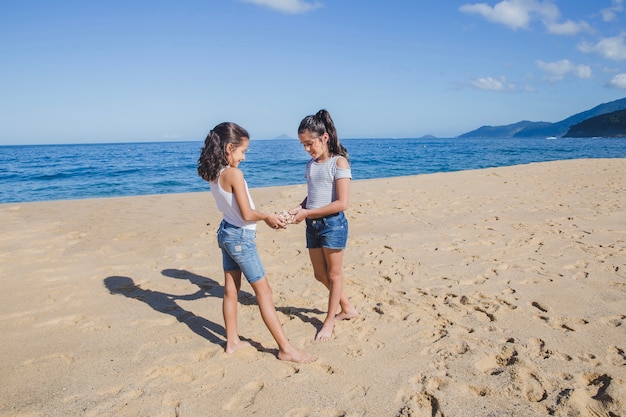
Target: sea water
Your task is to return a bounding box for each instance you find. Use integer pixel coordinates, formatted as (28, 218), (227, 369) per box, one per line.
(1, 137), (625, 204)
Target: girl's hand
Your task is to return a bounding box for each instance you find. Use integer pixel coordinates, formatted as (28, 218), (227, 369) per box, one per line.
(277, 210), (295, 224)
(289, 207), (308, 224)
(264, 213), (286, 230)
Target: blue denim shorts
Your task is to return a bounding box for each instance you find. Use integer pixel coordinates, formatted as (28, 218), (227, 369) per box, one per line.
(217, 220), (265, 284)
(305, 211), (348, 250)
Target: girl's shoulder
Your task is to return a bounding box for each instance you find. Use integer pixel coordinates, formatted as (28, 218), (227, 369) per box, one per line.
(334, 155), (350, 169)
(220, 166), (245, 187)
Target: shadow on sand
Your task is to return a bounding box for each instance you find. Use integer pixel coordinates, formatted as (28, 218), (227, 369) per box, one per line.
(103, 269), (236, 347)
(104, 268), (325, 350)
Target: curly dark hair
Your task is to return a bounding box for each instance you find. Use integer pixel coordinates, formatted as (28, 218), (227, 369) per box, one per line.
(197, 122), (249, 182)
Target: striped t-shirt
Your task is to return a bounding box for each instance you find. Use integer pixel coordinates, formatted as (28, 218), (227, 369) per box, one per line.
(305, 155), (352, 209)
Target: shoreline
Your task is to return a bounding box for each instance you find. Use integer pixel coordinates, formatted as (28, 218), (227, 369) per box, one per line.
(3, 136), (626, 204)
(1, 156), (624, 207)
(1, 158), (625, 416)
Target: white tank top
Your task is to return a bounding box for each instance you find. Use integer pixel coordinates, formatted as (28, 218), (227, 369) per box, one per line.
(209, 167), (256, 230)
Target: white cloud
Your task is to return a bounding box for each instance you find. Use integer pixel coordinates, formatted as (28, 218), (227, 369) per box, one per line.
(545, 20), (592, 36)
(242, 0), (322, 14)
(460, 0), (536, 30)
(579, 34), (626, 61)
(601, 0), (625, 22)
(469, 76), (510, 91)
(460, 0), (591, 35)
(607, 73), (626, 89)
(535, 59), (592, 81)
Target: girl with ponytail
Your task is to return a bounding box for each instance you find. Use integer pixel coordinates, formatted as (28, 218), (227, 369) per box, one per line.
(289, 110), (359, 341)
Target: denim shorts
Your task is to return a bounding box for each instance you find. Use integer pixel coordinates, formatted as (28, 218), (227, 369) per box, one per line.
(217, 220), (265, 284)
(305, 211), (348, 250)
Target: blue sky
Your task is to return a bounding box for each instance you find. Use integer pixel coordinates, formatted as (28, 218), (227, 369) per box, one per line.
(1, 0), (626, 144)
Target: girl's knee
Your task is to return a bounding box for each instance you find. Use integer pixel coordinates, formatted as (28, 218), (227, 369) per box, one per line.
(224, 286), (239, 298)
(256, 285), (273, 298)
(251, 277), (272, 295)
(327, 272), (343, 284)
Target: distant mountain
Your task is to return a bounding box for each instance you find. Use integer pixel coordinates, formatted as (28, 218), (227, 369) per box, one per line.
(458, 97), (626, 138)
(273, 134), (294, 140)
(564, 108), (626, 138)
(458, 120), (547, 138)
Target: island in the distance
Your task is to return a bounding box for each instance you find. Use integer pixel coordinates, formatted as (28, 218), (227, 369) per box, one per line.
(563, 108), (626, 138)
(458, 97), (626, 138)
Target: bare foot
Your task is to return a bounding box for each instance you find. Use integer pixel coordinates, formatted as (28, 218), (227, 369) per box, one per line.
(315, 322), (334, 342)
(225, 339), (252, 354)
(336, 308), (359, 321)
(278, 346), (317, 364)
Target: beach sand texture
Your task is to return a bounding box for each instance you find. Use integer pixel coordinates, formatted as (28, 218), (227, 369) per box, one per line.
(1, 158), (625, 417)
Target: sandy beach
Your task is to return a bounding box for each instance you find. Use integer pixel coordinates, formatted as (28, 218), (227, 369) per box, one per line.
(1, 158), (625, 417)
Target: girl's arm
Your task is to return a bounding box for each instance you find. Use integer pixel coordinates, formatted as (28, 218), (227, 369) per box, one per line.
(221, 167), (285, 228)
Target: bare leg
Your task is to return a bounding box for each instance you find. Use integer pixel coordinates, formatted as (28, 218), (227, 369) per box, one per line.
(309, 248), (359, 341)
(250, 277), (317, 363)
(223, 270), (251, 353)
(332, 249), (359, 320)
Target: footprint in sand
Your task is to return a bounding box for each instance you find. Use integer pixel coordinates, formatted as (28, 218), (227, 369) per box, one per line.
(518, 369), (547, 402)
(223, 380), (264, 410)
(601, 314), (625, 328)
(397, 390), (445, 417)
(395, 374), (446, 417)
(443, 292), (500, 323)
(475, 342), (518, 375)
(558, 373), (624, 417)
(342, 384), (369, 402)
(526, 337), (552, 359)
(531, 301), (587, 332)
(605, 345), (626, 366)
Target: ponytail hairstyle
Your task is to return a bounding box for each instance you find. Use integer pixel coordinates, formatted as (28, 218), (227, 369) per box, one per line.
(198, 122), (249, 182)
(298, 109), (349, 162)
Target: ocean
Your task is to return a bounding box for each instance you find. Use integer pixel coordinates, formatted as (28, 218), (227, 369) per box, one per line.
(1, 137), (625, 204)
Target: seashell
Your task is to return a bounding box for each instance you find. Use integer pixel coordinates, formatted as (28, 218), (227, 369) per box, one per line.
(277, 210), (295, 224)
